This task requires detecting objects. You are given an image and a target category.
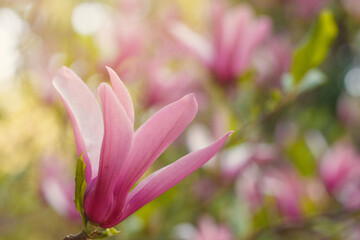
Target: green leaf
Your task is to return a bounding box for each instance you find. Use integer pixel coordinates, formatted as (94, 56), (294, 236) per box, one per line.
(291, 10), (338, 83)
(286, 139), (316, 176)
(74, 153), (87, 227)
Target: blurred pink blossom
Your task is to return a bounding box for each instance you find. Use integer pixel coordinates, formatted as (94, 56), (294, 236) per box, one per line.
(320, 141), (360, 209)
(337, 180), (360, 210)
(263, 168), (303, 221)
(186, 109), (231, 171)
(192, 178), (216, 202)
(40, 156), (80, 221)
(186, 121), (278, 181)
(253, 35), (292, 87)
(193, 215), (233, 240)
(186, 107), (277, 181)
(220, 144), (256, 181)
(251, 143), (279, 165)
(337, 95), (360, 129)
(238, 166), (309, 219)
(320, 142), (360, 193)
(236, 165), (263, 211)
(97, 3), (147, 81)
(53, 66), (231, 228)
(142, 50), (199, 108)
(170, 3), (271, 83)
(185, 125), (250, 179)
(275, 121), (299, 146)
(221, 143), (279, 181)
(28, 47), (66, 104)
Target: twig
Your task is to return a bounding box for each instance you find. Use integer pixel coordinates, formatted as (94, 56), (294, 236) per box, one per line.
(63, 231), (89, 240)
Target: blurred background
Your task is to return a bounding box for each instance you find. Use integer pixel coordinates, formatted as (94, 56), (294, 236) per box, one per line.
(1, 0), (360, 239)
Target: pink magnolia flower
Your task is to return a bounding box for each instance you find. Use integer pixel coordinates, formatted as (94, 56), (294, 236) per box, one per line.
(253, 35), (292, 87)
(251, 143), (279, 165)
(319, 142), (360, 193)
(142, 51), (199, 108)
(263, 168), (303, 221)
(320, 142), (360, 209)
(27, 46), (66, 104)
(97, 2), (147, 81)
(170, 3), (271, 83)
(337, 95), (360, 129)
(336, 180), (360, 210)
(193, 215), (233, 240)
(186, 119), (277, 181)
(185, 121), (252, 179)
(40, 156), (80, 221)
(220, 144), (256, 181)
(237, 166), (308, 219)
(53, 66), (231, 228)
(236, 165), (263, 211)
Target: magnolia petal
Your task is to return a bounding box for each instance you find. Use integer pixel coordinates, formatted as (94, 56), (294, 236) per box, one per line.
(170, 22), (213, 66)
(41, 158), (80, 221)
(232, 15), (272, 75)
(212, 4), (253, 82)
(212, 1), (226, 60)
(53, 67), (104, 182)
(106, 67), (135, 124)
(84, 83), (133, 223)
(103, 131), (232, 227)
(228, 6), (253, 76)
(197, 216), (220, 240)
(123, 93), (198, 189)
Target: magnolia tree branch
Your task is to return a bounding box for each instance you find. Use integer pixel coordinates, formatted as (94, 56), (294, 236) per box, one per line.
(63, 231), (89, 240)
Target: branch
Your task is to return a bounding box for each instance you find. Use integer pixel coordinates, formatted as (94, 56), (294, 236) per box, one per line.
(63, 231), (89, 240)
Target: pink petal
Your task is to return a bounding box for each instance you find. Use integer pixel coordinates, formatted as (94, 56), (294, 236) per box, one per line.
(84, 83), (134, 224)
(52, 67), (104, 182)
(41, 158), (80, 221)
(211, 1), (226, 61)
(264, 169), (302, 221)
(123, 93), (198, 190)
(214, 5), (252, 81)
(170, 22), (213, 66)
(105, 67), (134, 124)
(103, 131), (232, 227)
(217, 225), (234, 240)
(232, 15), (272, 75)
(197, 216), (220, 240)
(196, 216), (233, 240)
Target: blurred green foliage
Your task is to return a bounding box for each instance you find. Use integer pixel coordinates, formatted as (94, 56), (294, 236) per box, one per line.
(0, 0), (360, 240)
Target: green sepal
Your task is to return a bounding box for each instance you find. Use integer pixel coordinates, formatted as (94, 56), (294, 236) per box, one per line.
(73, 155), (120, 239)
(92, 227), (120, 239)
(74, 153), (87, 227)
(84, 221), (120, 239)
(291, 10), (338, 83)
